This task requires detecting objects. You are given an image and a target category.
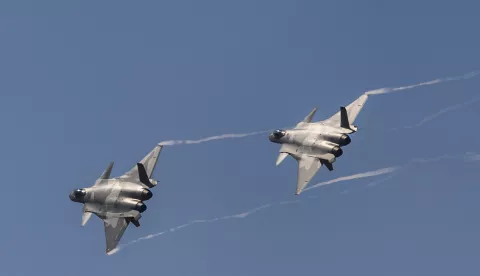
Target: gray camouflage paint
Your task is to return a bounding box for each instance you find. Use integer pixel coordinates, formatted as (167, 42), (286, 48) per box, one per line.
(69, 144), (163, 254)
(269, 94), (369, 195)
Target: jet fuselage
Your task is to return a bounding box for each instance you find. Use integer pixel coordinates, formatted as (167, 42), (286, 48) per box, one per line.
(268, 126), (351, 158)
(69, 179), (153, 216)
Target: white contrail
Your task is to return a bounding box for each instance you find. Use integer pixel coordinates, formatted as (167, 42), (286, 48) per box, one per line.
(110, 151), (480, 255)
(306, 151), (480, 192)
(159, 130), (270, 146)
(366, 170), (403, 188)
(464, 152), (480, 161)
(110, 165), (398, 254)
(111, 200), (300, 254)
(303, 166), (400, 192)
(365, 71), (479, 96)
(156, 71), (478, 147)
(390, 97), (480, 131)
(111, 70), (480, 254)
(366, 152), (480, 188)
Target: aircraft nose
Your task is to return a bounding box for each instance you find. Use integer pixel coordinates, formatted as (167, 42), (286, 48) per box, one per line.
(69, 192), (76, 201)
(268, 133), (277, 142)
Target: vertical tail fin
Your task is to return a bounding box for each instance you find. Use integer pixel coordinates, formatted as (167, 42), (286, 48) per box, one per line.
(99, 162), (114, 180)
(137, 163), (155, 188)
(340, 107), (350, 129)
(302, 107), (317, 123)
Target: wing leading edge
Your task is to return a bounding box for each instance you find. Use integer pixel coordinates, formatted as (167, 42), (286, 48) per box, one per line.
(324, 94), (369, 126)
(118, 144), (163, 185)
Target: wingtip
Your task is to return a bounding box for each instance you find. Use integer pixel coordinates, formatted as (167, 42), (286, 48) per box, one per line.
(106, 247), (120, 255)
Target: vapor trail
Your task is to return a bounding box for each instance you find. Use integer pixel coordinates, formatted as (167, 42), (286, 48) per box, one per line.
(158, 130), (271, 146)
(109, 151), (480, 255)
(112, 166), (398, 254)
(365, 71), (479, 96)
(303, 166), (400, 192)
(156, 71), (478, 147)
(111, 71), (480, 254)
(466, 152), (480, 161)
(390, 97), (480, 131)
(111, 200), (300, 254)
(303, 151), (480, 192)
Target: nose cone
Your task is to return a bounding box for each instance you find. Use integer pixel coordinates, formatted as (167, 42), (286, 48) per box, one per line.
(69, 189), (86, 202)
(269, 133), (280, 143)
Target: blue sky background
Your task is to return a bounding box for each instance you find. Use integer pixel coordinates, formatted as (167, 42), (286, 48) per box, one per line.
(1, 1), (480, 275)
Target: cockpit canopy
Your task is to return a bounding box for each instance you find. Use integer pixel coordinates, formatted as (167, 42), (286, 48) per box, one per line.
(272, 129), (286, 139)
(69, 188), (87, 203)
(73, 189), (86, 197)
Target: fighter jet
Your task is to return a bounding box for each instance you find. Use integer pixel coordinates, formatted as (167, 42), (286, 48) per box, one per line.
(268, 94), (369, 195)
(69, 144), (163, 254)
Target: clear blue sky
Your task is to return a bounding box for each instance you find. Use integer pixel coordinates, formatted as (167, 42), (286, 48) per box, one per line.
(1, 1), (480, 275)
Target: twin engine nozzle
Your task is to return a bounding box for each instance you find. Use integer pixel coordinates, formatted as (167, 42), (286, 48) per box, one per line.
(131, 188), (152, 213)
(323, 133), (351, 147)
(331, 146), (343, 157)
(135, 201), (147, 213)
(140, 188), (153, 201)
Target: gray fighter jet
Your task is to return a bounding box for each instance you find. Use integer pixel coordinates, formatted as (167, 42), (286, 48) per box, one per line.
(69, 144), (163, 254)
(269, 94), (369, 195)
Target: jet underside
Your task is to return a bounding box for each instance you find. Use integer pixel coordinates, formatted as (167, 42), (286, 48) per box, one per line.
(269, 94), (369, 194)
(69, 144), (163, 254)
